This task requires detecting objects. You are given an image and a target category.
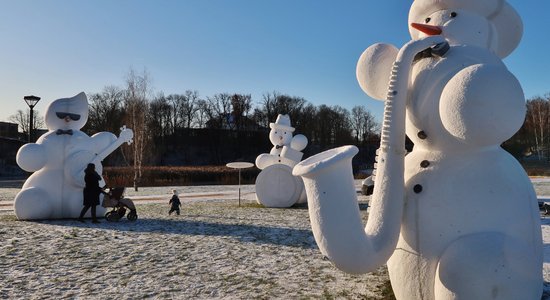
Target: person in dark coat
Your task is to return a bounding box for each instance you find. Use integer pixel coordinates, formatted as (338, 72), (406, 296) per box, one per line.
(79, 163), (104, 223)
(169, 189), (182, 215)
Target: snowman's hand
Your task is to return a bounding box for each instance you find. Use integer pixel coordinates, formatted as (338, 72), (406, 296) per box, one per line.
(357, 43), (399, 100)
(16, 143), (47, 172)
(290, 135), (308, 152)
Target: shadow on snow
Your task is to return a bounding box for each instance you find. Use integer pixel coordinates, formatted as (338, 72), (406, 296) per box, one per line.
(37, 217), (318, 250)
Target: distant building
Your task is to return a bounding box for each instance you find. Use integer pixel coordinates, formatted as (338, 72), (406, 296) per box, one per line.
(0, 136), (25, 177)
(0, 122), (26, 177)
(0, 121), (19, 139)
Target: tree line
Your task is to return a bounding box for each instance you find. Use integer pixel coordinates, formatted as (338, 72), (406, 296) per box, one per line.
(508, 93), (550, 161)
(9, 68), (549, 186)
(10, 70), (550, 169)
(80, 69), (379, 161)
(85, 79), (379, 147)
(83, 70), (380, 188)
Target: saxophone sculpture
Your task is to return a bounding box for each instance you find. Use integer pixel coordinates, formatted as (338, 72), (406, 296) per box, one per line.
(293, 36), (446, 273)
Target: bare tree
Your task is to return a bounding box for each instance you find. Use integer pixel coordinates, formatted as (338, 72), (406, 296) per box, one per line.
(9, 109), (45, 138)
(166, 94), (185, 133)
(251, 107), (268, 129)
(182, 90), (200, 129)
(294, 103), (317, 140)
(230, 93), (252, 130)
(331, 105), (353, 145)
(351, 106), (366, 142)
(315, 105), (333, 147)
(123, 68), (152, 191)
(148, 93), (172, 138)
(86, 86), (124, 134)
(525, 96), (550, 159)
(263, 92), (306, 119)
(193, 99), (209, 128)
(362, 110), (379, 140)
(206, 93), (232, 128)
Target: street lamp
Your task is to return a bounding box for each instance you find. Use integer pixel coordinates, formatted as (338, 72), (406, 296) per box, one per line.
(23, 95), (41, 142)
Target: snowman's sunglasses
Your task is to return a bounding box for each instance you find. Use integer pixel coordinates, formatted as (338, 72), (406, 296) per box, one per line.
(56, 112), (81, 121)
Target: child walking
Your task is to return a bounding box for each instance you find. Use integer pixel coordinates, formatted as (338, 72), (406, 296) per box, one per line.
(169, 189), (182, 215)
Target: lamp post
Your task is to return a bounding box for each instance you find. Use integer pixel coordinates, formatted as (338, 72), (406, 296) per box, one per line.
(24, 95), (41, 142)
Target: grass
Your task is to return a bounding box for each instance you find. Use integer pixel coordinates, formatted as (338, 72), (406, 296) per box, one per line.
(0, 200), (390, 299)
(240, 202), (265, 208)
(379, 280), (396, 300)
(322, 288), (334, 300)
(0, 214), (18, 222)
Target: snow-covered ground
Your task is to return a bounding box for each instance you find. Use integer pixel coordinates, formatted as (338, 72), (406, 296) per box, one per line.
(1, 179), (550, 298)
(0, 182), (391, 299)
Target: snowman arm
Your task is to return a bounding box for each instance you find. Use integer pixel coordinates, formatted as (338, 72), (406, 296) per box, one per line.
(269, 147), (280, 155)
(90, 132), (117, 160)
(16, 143), (47, 172)
(356, 43), (399, 100)
(439, 64), (526, 146)
(256, 153), (278, 170)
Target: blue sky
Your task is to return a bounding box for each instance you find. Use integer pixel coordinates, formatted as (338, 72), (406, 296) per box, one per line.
(1, 0), (548, 125)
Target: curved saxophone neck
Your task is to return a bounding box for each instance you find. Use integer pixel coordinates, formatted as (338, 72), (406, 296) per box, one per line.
(378, 36), (447, 155)
(368, 36), (449, 245)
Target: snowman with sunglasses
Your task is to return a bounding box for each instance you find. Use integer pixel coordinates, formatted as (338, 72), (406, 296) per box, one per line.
(15, 92), (133, 220)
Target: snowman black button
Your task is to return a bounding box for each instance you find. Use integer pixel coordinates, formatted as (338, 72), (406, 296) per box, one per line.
(420, 160), (430, 168)
(413, 184), (423, 193)
(418, 131), (427, 139)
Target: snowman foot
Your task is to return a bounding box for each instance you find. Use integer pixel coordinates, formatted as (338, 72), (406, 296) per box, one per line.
(14, 187), (54, 220)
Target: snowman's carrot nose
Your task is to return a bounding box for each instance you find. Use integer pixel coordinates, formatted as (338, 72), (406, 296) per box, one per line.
(411, 23), (442, 35)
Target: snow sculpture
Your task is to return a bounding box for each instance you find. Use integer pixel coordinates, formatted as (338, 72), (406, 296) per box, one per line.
(293, 1), (543, 299)
(14, 92), (134, 220)
(255, 114), (308, 207)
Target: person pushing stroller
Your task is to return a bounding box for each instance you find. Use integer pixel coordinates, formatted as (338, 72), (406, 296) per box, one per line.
(169, 190), (182, 215)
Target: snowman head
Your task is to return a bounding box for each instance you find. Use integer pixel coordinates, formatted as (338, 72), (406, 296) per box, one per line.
(408, 0), (522, 58)
(44, 92), (89, 131)
(269, 114), (295, 147)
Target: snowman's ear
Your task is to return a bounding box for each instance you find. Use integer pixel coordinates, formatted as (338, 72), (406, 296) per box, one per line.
(73, 92), (88, 103)
(70, 92), (89, 118)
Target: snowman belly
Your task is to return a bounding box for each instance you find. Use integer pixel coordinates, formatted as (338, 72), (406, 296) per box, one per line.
(388, 148), (540, 298)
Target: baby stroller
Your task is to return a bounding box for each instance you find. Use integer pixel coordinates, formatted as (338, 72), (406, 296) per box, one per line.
(102, 187), (138, 222)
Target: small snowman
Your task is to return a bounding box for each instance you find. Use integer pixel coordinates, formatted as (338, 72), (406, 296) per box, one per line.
(255, 114), (308, 207)
(14, 92), (133, 220)
(255, 114), (308, 169)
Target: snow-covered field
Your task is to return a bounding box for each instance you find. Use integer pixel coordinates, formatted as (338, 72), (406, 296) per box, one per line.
(0, 181), (393, 299)
(1, 179), (550, 298)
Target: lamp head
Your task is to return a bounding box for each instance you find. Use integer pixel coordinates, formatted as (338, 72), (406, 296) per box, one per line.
(23, 95), (41, 108)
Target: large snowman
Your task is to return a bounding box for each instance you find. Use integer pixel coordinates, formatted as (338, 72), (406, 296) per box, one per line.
(293, 0), (542, 299)
(255, 114), (308, 207)
(15, 92), (133, 220)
